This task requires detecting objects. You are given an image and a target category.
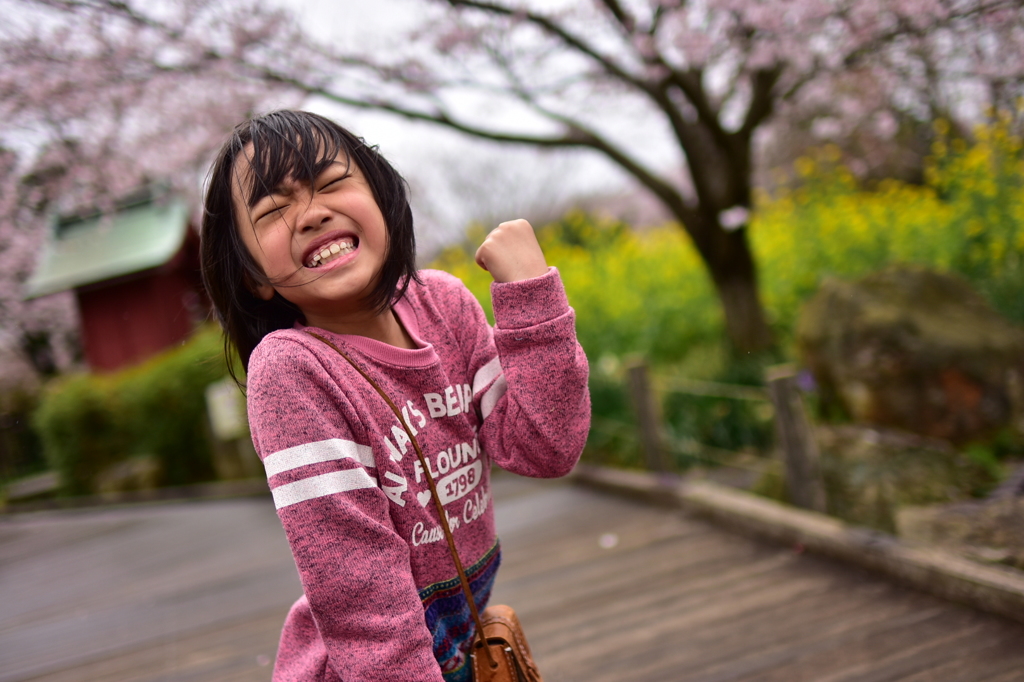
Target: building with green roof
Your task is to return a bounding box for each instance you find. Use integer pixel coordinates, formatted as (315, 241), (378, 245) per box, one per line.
(26, 194), (206, 371)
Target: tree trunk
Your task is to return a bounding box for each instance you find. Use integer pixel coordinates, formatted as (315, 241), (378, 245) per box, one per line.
(687, 219), (774, 354)
(656, 105), (773, 354)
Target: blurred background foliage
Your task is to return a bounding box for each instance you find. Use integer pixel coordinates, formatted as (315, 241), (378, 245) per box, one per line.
(30, 327), (227, 496)
(10, 115), (1023, 509)
(756, 113), (1024, 339)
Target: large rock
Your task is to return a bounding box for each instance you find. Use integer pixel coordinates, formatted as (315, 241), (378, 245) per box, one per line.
(797, 266), (1024, 444)
(814, 425), (999, 532)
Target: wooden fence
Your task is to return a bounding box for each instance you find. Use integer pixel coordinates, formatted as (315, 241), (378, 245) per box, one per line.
(617, 358), (827, 512)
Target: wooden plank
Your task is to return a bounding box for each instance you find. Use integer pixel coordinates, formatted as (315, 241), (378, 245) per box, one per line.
(723, 611), (985, 682)
(0, 499), (299, 682)
(20, 609), (286, 682)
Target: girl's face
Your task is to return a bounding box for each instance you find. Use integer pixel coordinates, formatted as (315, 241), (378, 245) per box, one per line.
(231, 149), (389, 323)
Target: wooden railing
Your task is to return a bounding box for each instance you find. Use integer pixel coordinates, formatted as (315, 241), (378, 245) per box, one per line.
(616, 358), (827, 512)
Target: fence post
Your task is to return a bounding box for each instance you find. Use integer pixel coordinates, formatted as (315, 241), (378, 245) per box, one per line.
(626, 358), (670, 474)
(765, 365), (827, 512)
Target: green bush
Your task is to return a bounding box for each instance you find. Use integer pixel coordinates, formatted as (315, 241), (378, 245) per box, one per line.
(32, 376), (125, 495)
(33, 327), (227, 495)
(662, 393), (774, 455)
(583, 373), (642, 469)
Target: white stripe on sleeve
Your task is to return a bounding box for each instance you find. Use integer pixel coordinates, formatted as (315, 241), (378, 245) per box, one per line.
(480, 375), (508, 419)
(472, 356), (503, 396)
(263, 438), (374, 477)
(272, 469), (378, 509)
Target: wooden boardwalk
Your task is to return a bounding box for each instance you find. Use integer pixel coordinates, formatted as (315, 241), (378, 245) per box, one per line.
(2, 474), (1023, 681)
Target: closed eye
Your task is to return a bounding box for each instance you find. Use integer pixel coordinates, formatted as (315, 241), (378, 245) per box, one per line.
(317, 173), (349, 192)
(255, 203), (287, 223)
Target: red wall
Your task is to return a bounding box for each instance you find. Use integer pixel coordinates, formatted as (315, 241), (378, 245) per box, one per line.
(76, 252), (206, 372)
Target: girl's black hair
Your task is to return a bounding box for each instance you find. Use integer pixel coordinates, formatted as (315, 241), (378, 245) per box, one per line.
(200, 110), (419, 382)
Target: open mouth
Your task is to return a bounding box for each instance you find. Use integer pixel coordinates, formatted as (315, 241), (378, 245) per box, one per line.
(306, 237), (357, 268)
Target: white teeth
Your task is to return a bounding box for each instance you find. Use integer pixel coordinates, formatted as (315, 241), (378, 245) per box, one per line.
(307, 240), (355, 267)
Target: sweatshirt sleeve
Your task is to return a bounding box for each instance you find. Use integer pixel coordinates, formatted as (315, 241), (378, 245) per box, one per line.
(247, 336), (444, 682)
(462, 267), (591, 477)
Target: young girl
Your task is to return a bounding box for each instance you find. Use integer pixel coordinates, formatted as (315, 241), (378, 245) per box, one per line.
(200, 110), (590, 682)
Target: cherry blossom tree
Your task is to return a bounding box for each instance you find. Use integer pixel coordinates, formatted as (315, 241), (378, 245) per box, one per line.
(3, 0), (1021, 359)
(0, 0), (297, 381)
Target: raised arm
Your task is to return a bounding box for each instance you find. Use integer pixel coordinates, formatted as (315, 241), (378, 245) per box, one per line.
(467, 220), (591, 477)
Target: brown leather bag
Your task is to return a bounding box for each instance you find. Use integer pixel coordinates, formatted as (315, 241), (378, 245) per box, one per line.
(471, 604), (543, 682)
(306, 332), (543, 682)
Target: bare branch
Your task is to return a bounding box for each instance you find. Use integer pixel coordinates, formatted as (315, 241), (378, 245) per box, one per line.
(648, 3), (667, 36)
(739, 67), (782, 137)
(597, 0), (636, 33)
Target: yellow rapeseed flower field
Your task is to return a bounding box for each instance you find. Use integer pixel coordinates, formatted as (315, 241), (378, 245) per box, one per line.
(433, 117), (1024, 368)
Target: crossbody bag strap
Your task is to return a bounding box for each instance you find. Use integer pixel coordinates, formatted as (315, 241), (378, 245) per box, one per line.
(304, 330), (499, 673)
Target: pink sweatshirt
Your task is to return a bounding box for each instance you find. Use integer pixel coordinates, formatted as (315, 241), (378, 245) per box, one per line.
(246, 268), (590, 681)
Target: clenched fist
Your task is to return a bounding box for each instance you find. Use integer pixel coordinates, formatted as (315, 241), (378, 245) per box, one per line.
(474, 219), (548, 283)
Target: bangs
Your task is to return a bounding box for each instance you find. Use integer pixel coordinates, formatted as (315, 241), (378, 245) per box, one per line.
(239, 111), (353, 208)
